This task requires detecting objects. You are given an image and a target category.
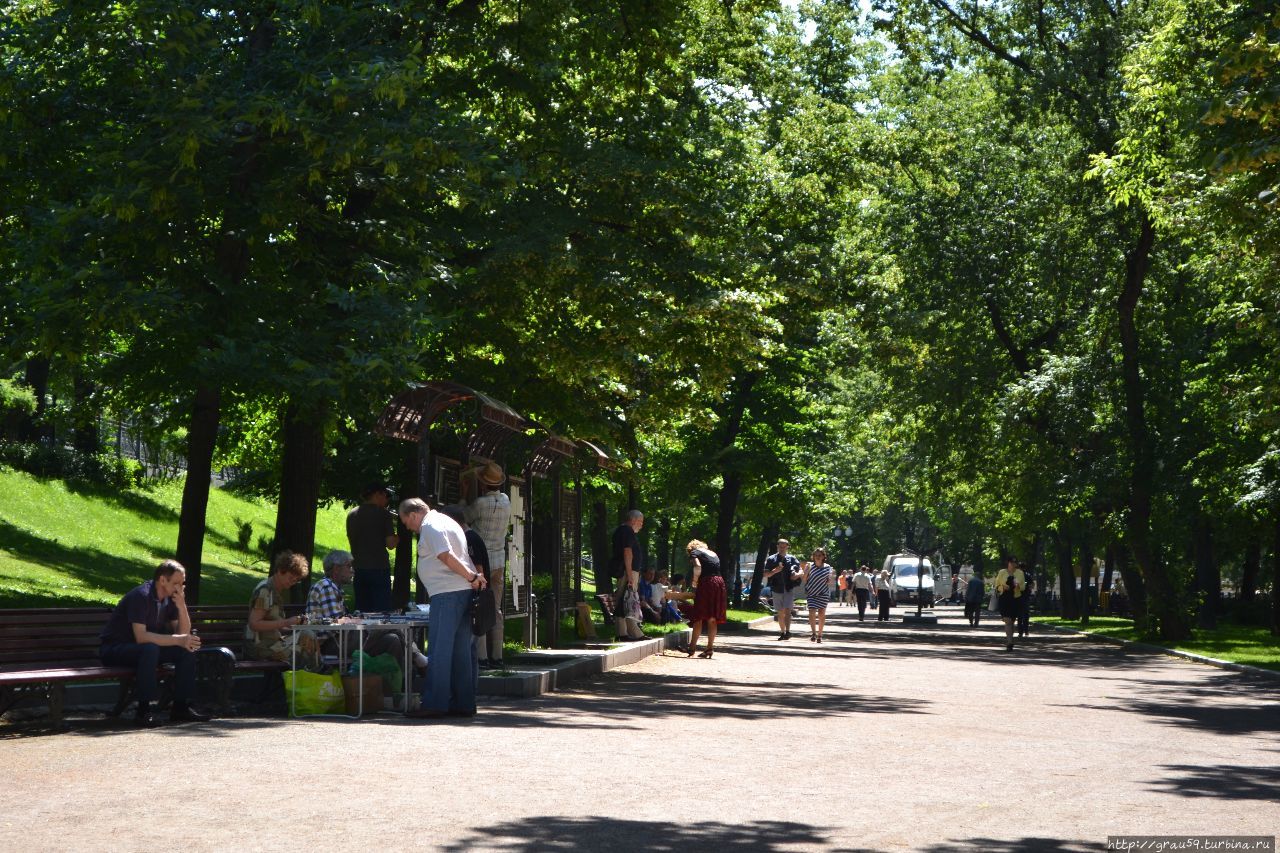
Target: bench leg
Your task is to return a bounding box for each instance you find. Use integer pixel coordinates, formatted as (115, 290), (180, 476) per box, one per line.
(47, 684), (66, 728)
(107, 681), (134, 718)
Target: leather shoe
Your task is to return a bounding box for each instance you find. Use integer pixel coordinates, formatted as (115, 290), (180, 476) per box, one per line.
(406, 708), (447, 719)
(169, 705), (213, 723)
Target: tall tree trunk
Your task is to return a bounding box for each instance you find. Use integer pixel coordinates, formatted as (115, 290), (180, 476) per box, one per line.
(657, 516), (671, 574)
(1192, 512), (1219, 630)
(1115, 544), (1147, 629)
(272, 400), (326, 603)
(591, 499), (608, 593)
(1079, 540), (1094, 626)
(175, 385), (221, 604)
(1240, 536), (1260, 604)
(1101, 545), (1115, 602)
(1117, 212), (1190, 641)
(1054, 532), (1078, 619)
(71, 370), (100, 454)
(392, 446), (418, 611)
(1272, 508), (1280, 637)
(713, 372), (758, 566)
(18, 356), (51, 442)
(748, 522), (778, 606)
(714, 469), (743, 572)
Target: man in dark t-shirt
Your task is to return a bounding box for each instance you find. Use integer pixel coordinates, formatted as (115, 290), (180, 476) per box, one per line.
(763, 539), (803, 640)
(610, 510), (644, 595)
(347, 482), (398, 612)
(99, 560), (211, 727)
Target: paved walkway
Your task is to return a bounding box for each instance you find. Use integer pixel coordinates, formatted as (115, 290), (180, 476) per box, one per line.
(3, 606), (1277, 852)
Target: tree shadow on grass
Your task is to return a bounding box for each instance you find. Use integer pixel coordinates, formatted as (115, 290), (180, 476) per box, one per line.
(1149, 763), (1280, 801)
(441, 817), (841, 852)
(0, 519), (148, 607)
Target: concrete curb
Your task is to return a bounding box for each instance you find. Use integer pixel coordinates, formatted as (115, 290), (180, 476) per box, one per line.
(1043, 622), (1280, 681)
(477, 630), (691, 699)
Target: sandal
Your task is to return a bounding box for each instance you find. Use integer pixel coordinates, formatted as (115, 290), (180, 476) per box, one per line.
(697, 650), (713, 659)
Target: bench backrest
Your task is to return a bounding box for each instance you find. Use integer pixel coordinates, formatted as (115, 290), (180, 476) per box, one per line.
(0, 604), (301, 670)
(0, 608), (114, 667)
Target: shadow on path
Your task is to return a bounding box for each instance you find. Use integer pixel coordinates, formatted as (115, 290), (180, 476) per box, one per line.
(1149, 763), (1280, 800)
(442, 817), (838, 852)
(909, 838), (1104, 852)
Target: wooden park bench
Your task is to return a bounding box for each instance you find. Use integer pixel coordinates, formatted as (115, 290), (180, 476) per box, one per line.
(0, 603), (301, 726)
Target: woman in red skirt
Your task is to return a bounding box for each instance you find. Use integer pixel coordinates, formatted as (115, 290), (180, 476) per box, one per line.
(685, 539), (727, 658)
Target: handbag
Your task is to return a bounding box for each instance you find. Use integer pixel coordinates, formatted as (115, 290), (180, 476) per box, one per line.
(472, 586), (497, 636)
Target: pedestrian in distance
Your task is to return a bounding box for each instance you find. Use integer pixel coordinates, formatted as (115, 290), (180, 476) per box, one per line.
(875, 568), (893, 621)
(837, 568), (849, 606)
(763, 538), (803, 640)
(964, 571), (986, 626)
(684, 539), (727, 658)
(802, 548), (833, 642)
(852, 564), (874, 621)
(1017, 573), (1033, 638)
(995, 558), (1027, 651)
(610, 510), (647, 641)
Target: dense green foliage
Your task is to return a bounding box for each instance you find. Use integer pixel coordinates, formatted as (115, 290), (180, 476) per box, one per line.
(1, 1), (1276, 637)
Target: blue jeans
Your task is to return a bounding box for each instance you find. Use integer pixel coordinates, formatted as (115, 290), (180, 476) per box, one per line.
(421, 589), (477, 713)
(100, 642), (196, 704)
(353, 567), (392, 612)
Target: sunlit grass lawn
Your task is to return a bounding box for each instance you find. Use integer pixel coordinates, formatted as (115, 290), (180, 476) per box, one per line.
(1034, 615), (1280, 672)
(0, 467), (350, 608)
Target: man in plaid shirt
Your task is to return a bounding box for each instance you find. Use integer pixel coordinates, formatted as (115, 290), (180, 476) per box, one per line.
(306, 550), (427, 671)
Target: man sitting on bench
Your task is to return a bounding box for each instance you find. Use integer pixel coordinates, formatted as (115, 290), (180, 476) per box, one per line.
(99, 559), (212, 728)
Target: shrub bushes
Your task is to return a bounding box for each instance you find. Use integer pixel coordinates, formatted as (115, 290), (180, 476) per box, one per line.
(0, 441), (145, 490)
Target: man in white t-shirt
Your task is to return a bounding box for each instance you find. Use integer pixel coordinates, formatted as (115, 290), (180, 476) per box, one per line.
(852, 565), (874, 622)
(399, 497), (487, 719)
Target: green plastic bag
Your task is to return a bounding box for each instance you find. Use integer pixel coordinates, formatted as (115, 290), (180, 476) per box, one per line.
(350, 651), (403, 693)
(284, 669), (345, 716)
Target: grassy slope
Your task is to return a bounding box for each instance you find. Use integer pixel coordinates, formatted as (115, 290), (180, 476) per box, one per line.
(1034, 615), (1280, 672)
(0, 467), (349, 608)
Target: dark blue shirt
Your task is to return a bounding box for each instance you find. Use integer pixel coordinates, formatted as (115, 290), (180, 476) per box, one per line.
(99, 581), (178, 645)
(764, 553), (802, 590)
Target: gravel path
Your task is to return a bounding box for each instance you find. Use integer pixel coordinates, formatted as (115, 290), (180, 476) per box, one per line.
(3, 605), (1277, 852)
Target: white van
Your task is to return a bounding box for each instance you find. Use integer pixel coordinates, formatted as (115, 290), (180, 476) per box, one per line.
(882, 554), (936, 606)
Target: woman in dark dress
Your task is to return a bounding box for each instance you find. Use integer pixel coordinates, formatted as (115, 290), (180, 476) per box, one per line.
(685, 539), (727, 659)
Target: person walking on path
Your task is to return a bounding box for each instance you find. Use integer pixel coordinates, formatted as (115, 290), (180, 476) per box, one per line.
(610, 510), (647, 641)
(964, 572), (986, 626)
(684, 539), (726, 658)
(874, 568), (893, 621)
(995, 558), (1027, 651)
(99, 560), (211, 727)
(802, 548), (833, 642)
(346, 482), (398, 612)
(764, 539), (803, 640)
(399, 497), (487, 718)
(1017, 574), (1033, 638)
(837, 569), (849, 607)
(852, 564), (874, 621)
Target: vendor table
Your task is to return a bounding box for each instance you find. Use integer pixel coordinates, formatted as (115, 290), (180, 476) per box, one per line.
(288, 615), (429, 717)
